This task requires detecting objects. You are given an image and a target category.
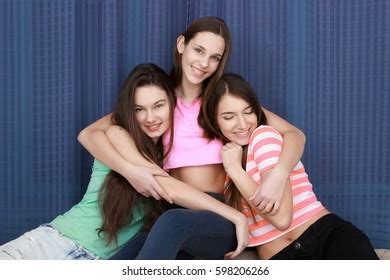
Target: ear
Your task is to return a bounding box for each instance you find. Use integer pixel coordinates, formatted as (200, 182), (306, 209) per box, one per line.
(176, 35), (185, 54)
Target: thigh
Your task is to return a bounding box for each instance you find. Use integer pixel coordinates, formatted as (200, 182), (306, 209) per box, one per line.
(323, 219), (379, 260)
(136, 208), (236, 260)
(110, 231), (149, 260)
(0, 225), (74, 259)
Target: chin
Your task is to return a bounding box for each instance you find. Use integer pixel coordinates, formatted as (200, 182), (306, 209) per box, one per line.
(235, 139), (249, 146)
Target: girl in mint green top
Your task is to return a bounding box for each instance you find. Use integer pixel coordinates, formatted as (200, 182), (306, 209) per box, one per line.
(0, 63), (176, 259)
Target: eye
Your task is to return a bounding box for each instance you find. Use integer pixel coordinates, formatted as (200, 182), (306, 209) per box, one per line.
(244, 108), (254, 115)
(222, 115), (234, 120)
(154, 103), (164, 110)
(211, 56), (221, 62)
(194, 47), (203, 54)
(135, 108), (143, 113)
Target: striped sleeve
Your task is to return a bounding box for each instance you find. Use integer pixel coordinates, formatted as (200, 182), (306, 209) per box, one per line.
(249, 125), (283, 175)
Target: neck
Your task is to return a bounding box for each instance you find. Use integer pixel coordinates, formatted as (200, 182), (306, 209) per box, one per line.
(177, 79), (202, 102)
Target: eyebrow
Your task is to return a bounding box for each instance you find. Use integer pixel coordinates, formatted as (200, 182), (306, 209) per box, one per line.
(195, 45), (223, 57)
(219, 105), (252, 115)
(134, 99), (167, 107)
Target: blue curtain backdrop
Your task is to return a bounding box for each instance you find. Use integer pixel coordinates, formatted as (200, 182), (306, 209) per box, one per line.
(0, 0), (389, 249)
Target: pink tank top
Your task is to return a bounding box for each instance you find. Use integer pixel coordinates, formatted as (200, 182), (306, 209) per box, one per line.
(162, 97), (223, 170)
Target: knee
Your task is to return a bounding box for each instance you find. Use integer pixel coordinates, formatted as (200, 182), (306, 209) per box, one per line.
(151, 209), (188, 232)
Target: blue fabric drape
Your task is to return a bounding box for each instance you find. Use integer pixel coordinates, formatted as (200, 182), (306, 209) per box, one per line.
(1, 0), (389, 249)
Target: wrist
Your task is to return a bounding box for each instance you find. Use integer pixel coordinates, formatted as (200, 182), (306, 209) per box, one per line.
(274, 163), (290, 177)
(225, 166), (245, 179)
(233, 212), (247, 225)
(118, 161), (135, 177)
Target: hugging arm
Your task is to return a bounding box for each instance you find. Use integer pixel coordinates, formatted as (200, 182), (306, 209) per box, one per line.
(220, 142), (293, 231)
(105, 125), (248, 259)
(78, 114), (171, 202)
(251, 107), (305, 214)
(80, 120), (248, 258)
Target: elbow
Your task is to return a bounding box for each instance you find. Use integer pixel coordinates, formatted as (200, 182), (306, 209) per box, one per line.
(298, 129), (306, 146)
(273, 213), (292, 231)
(77, 128), (88, 145)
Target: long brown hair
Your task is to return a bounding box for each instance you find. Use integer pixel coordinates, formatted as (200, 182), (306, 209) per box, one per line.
(98, 63), (176, 244)
(169, 16), (232, 131)
(202, 73), (267, 211)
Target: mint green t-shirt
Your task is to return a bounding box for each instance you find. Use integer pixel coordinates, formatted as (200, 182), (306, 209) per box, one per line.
(51, 160), (144, 259)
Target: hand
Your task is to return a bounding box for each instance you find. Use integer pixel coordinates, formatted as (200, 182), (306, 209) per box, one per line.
(224, 213), (249, 260)
(122, 163), (173, 203)
(249, 165), (289, 215)
(220, 142), (243, 174)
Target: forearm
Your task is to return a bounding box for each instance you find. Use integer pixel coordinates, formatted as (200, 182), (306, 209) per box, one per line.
(227, 167), (292, 229)
(105, 125), (158, 168)
(78, 128), (133, 174)
(105, 125), (241, 219)
(156, 175), (246, 224)
(277, 130), (305, 172)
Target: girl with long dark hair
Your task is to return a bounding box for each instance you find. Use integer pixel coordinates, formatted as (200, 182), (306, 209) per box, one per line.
(1, 63), (229, 259)
(203, 73), (378, 260)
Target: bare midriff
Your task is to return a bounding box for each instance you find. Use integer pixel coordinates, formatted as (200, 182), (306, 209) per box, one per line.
(256, 208), (331, 260)
(170, 164), (226, 193)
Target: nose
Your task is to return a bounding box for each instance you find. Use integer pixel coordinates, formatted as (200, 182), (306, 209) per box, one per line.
(145, 110), (156, 123)
(237, 115), (248, 129)
(199, 56), (209, 68)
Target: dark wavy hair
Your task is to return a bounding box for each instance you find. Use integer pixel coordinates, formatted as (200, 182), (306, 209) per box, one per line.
(98, 63), (176, 244)
(202, 73), (267, 211)
(169, 16), (232, 133)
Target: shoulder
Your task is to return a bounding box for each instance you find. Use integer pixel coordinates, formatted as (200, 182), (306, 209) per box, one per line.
(249, 125), (283, 145)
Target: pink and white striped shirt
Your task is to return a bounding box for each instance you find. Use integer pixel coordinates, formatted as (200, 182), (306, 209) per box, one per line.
(243, 125), (324, 246)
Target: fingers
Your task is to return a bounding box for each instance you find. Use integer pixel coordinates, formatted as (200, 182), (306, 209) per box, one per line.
(224, 251), (234, 260)
(148, 188), (161, 201)
(256, 200), (268, 212)
(153, 183), (173, 204)
(270, 201), (280, 215)
(225, 242), (246, 260)
(261, 201), (274, 214)
(149, 168), (169, 177)
(249, 188), (261, 205)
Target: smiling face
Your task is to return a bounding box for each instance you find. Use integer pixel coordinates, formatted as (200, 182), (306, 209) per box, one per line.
(217, 94), (258, 146)
(134, 85), (171, 143)
(177, 31), (225, 86)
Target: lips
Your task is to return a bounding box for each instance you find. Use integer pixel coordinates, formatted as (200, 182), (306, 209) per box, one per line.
(234, 130), (251, 138)
(191, 65), (206, 78)
(145, 123), (161, 132)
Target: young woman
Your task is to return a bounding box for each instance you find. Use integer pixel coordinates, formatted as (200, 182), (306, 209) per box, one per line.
(203, 73), (379, 259)
(78, 17), (305, 259)
(0, 64), (246, 260)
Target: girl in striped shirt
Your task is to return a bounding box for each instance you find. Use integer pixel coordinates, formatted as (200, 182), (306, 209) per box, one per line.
(203, 73), (378, 259)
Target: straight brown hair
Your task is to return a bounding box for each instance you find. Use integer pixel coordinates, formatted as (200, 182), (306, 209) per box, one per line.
(98, 63), (176, 244)
(169, 16), (232, 132)
(202, 73), (267, 211)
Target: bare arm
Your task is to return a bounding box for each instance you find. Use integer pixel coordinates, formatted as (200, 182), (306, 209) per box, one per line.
(251, 107), (306, 213)
(78, 114), (171, 201)
(105, 125), (248, 259)
(221, 143), (293, 230)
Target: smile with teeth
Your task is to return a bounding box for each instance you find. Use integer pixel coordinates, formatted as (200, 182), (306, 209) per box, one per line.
(234, 130), (251, 137)
(191, 66), (206, 77)
(145, 123), (161, 131)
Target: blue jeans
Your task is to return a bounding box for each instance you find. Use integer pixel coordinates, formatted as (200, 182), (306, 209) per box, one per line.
(0, 224), (99, 260)
(270, 214), (379, 260)
(111, 193), (236, 260)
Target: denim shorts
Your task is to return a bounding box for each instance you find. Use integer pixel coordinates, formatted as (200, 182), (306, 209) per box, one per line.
(0, 224), (100, 260)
